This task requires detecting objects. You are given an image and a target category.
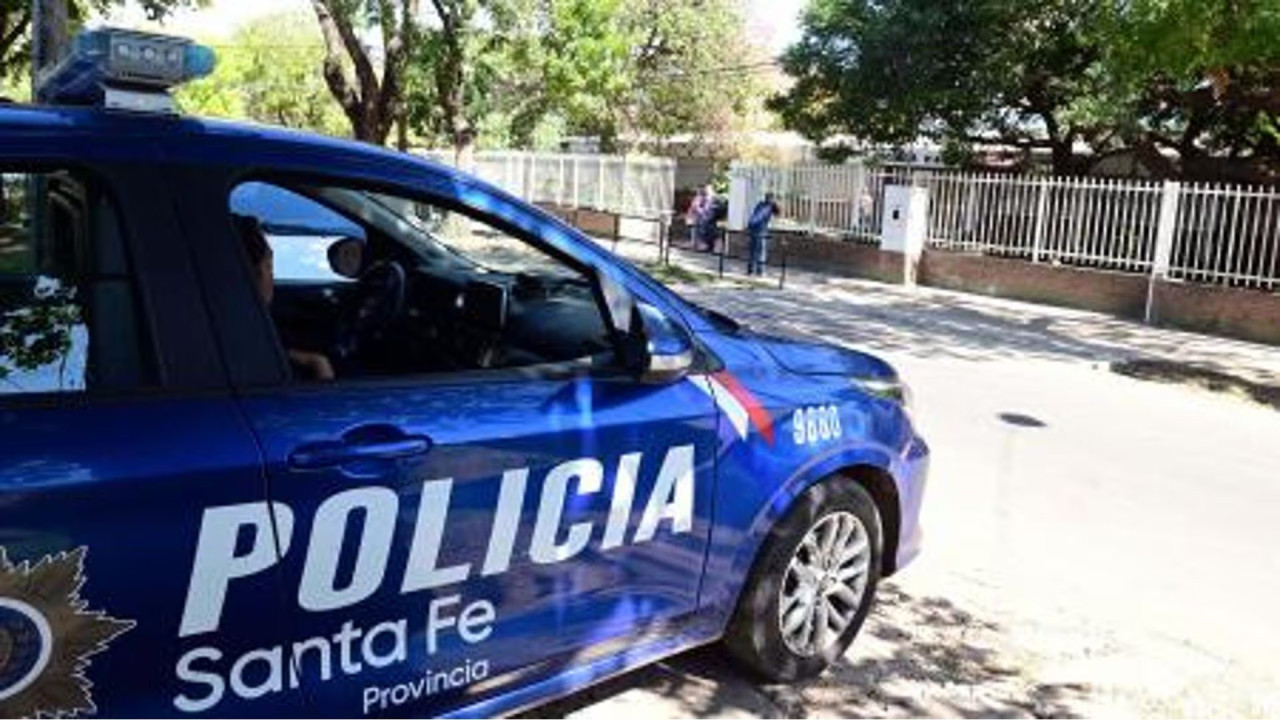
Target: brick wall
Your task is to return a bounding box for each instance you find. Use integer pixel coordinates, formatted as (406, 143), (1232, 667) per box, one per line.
(1152, 280), (1280, 346)
(535, 203), (620, 238)
(919, 251), (1150, 318)
(730, 230), (909, 285)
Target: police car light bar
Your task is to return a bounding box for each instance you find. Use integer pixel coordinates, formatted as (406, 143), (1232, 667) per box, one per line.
(35, 28), (216, 112)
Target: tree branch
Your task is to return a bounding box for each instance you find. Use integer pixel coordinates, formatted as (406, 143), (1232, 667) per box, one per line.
(0, 8), (31, 62)
(313, 0), (380, 106)
(310, 0), (361, 120)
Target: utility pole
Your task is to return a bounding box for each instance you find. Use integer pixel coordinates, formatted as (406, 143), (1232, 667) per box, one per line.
(31, 0), (69, 100)
(29, 0), (67, 257)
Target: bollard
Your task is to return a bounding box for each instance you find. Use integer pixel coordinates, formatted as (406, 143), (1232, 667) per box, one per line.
(778, 249), (788, 290)
(717, 229), (726, 278)
(658, 215), (668, 265)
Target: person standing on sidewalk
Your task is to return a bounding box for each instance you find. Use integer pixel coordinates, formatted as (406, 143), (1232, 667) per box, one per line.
(684, 186), (708, 248)
(696, 184), (720, 252)
(747, 192), (781, 275)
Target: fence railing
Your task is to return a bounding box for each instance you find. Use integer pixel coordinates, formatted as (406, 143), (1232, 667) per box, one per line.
(419, 150), (676, 219)
(731, 163), (1280, 292)
(1170, 183), (1280, 289)
(732, 164), (910, 243)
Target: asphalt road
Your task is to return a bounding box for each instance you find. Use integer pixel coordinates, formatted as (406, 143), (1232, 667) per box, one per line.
(534, 254), (1280, 718)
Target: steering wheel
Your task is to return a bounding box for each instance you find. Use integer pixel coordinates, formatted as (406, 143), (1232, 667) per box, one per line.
(331, 260), (407, 367)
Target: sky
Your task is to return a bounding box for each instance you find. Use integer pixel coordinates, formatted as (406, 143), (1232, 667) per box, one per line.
(103, 0), (805, 56)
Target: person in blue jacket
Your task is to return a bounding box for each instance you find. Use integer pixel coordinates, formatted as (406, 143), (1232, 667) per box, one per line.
(747, 192), (781, 276)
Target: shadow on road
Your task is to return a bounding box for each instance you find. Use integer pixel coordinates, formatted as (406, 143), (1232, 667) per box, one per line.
(531, 583), (1090, 718)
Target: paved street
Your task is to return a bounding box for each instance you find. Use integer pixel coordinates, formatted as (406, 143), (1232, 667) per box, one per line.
(538, 243), (1280, 717)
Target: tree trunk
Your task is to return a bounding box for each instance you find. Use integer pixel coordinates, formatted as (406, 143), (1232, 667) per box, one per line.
(31, 0), (67, 99)
(1050, 140), (1076, 176)
(311, 0), (404, 146)
(452, 127), (475, 173)
(397, 112), (408, 152)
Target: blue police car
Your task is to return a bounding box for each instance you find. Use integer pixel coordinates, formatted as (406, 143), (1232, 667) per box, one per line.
(0, 29), (928, 718)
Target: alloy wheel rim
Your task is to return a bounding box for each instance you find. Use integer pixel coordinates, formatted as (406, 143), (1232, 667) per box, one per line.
(777, 510), (871, 657)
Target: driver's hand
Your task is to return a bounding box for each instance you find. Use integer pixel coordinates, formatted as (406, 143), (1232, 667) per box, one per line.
(289, 349), (336, 381)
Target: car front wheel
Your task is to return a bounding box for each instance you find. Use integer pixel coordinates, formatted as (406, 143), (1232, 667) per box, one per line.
(723, 478), (883, 682)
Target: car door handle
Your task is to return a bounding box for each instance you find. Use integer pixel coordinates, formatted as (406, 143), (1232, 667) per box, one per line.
(288, 434), (432, 470)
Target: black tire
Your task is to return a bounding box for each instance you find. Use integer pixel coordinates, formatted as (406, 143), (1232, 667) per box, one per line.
(723, 478), (883, 682)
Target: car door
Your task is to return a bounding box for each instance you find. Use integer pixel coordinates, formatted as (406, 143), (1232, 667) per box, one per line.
(0, 156), (284, 718)
(179, 167), (719, 717)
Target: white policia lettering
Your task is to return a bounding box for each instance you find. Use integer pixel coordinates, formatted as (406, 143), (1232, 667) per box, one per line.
(171, 445), (696, 712)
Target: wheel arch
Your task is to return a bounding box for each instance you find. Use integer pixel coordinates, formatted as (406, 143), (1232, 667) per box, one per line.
(834, 464), (902, 577)
(708, 445), (906, 626)
(729, 462), (902, 608)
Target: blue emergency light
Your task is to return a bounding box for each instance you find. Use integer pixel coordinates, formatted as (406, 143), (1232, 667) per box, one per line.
(34, 27), (216, 111)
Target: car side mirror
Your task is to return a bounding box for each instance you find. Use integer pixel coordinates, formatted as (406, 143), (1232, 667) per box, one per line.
(327, 236), (366, 279)
(596, 270), (693, 383)
(636, 302), (694, 383)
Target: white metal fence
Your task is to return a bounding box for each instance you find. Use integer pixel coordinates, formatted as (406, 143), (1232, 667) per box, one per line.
(1170, 183), (1280, 289)
(420, 150), (676, 219)
(732, 163), (1280, 291)
(732, 164), (910, 243)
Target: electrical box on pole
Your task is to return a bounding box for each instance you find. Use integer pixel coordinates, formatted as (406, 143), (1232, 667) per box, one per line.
(881, 184), (929, 285)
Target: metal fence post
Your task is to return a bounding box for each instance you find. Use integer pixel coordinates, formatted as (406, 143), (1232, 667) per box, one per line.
(660, 211), (670, 265)
(718, 228), (727, 277)
(853, 164), (867, 239)
(597, 159), (605, 211)
(807, 167), (818, 237)
(1032, 177), (1049, 262)
(1146, 180), (1182, 324)
(526, 153), (535, 202)
(614, 155), (624, 215)
(558, 156), (567, 207)
(572, 157), (580, 209)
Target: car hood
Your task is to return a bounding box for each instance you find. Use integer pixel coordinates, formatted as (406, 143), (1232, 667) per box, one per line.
(749, 332), (898, 380)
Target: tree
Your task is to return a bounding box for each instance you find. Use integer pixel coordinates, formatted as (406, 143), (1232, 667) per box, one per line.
(310, 0), (418, 144)
(322, 0), (763, 157)
(510, 0), (765, 154)
(501, 0), (629, 149)
(1103, 0), (1280, 82)
(620, 0), (767, 155)
(1, 0), (197, 88)
(404, 0), (532, 162)
(176, 12), (349, 136)
(772, 0), (1280, 180)
(1098, 0), (1280, 181)
(0, 0), (32, 82)
(771, 0), (1107, 175)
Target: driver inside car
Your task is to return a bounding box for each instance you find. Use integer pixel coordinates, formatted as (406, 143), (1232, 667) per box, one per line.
(235, 214), (337, 381)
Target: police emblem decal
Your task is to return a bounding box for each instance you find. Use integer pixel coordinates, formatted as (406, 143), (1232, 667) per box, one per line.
(0, 547), (134, 718)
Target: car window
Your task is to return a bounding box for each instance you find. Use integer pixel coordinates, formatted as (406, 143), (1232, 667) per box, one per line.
(263, 235), (355, 283)
(0, 170), (149, 395)
(230, 182), (365, 283)
(227, 180), (614, 383)
(359, 190), (580, 281)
